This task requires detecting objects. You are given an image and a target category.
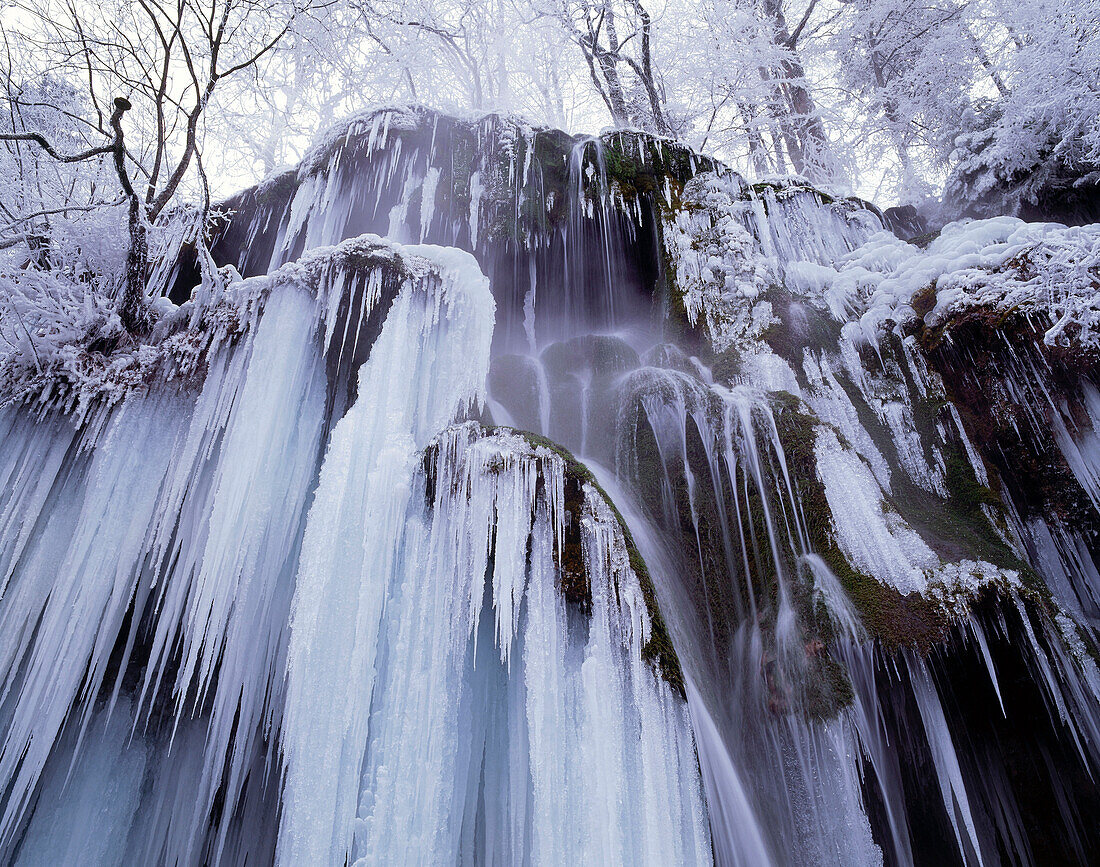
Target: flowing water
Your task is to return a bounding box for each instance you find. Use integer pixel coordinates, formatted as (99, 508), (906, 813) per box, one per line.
(2, 107), (1100, 865)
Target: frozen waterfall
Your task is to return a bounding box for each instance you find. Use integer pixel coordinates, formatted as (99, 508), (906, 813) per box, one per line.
(4, 107), (1100, 866)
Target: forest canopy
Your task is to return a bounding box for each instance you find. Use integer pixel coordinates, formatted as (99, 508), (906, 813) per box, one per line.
(1, 0), (1098, 331)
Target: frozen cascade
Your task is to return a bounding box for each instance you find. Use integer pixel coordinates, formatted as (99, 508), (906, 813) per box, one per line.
(601, 368), (888, 866)
(276, 242), (496, 864)
(0, 232), (712, 866)
(337, 423), (711, 865)
(0, 316), (302, 859)
(0, 237), (418, 863)
(8, 106), (1100, 866)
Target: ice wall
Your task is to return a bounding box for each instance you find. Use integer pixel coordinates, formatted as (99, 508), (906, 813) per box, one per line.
(207, 109), (1100, 866)
(6, 105), (1100, 867)
(279, 422), (710, 865)
(0, 229), (712, 866)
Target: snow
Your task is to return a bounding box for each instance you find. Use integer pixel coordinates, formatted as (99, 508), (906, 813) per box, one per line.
(817, 218), (1100, 349)
(680, 212), (1099, 358)
(815, 423), (1021, 612)
(662, 171), (882, 350)
(298, 105), (426, 177)
(0, 232), (465, 421)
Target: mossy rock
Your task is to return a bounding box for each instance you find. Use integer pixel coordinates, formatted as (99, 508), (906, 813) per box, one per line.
(762, 287), (845, 363)
(802, 653), (856, 722)
(768, 392), (954, 652)
(750, 180), (836, 207)
(489, 426), (686, 698)
(708, 346), (745, 384)
(911, 303), (1100, 537)
(539, 334), (640, 380)
(602, 131), (716, 203)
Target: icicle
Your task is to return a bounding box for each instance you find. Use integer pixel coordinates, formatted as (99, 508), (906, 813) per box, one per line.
(284, 417), (711, 865)
(276, 245), (494, 866)
(420, 166), (440, 242)
(0, 392), (191, 847)
(909, 661), (987, 866)
(468, 171), (483, 248)
(947, 402), (990, 488)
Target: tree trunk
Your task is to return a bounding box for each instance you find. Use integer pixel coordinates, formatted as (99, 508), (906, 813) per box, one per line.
(121, 193), (149, 333)
(739, 103), (770, 176)
(760, 0), (836, 182)
(109, 97), (150, 334)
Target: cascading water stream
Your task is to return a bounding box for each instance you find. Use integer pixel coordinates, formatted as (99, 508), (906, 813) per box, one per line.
(5, 106), (1100, 866)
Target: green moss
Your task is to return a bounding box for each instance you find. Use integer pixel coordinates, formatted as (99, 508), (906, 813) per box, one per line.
(802, 653), (856, 722)
(769, 393), (953, 652)
(600, 132), (715, 212)
(943, 447), (997, 514)
(710, 347), (742, 384)
(912, 305), (1100, 543)
(603, 139), (643, 191)
(819, 344), (1033, 587)
(1076, 620), (1100, 665)
(772, 380), (1054, 652)
(910, 283), (938, 319)
(529, 129), (574, 226)
(908, 229), (942, 249)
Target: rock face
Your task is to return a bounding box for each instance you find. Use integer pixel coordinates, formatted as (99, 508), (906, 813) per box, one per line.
(2, 106), (1100, 866)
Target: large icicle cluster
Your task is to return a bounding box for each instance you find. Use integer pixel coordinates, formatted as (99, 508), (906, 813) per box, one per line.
(0, 276), (327, 865)
(280, 421), (710, 864)
(274, 239), (498, 864)
(0, 235), (454, 861)
(0, 213), (713, 865)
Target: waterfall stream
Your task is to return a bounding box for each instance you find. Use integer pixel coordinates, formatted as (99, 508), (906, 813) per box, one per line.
(2, 107), (1100, 865)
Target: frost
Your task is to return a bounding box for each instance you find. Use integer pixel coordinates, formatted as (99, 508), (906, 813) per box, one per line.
(815, 427), (936, 593)
(662, 172), (881, 350)
(830, 218), (1100, 350)
(924, 560), (1021, 620)
(0, 233), (457, 420)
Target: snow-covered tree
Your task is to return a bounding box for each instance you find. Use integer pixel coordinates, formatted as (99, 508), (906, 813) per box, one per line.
(828, 0), (978, 197)
(943, 0), (1100, 220)
(1, 0), (314, 330)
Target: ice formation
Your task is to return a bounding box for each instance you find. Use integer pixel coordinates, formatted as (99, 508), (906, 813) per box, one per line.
(3, 106), (1100, 866)
(0, 220), (714, 865)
